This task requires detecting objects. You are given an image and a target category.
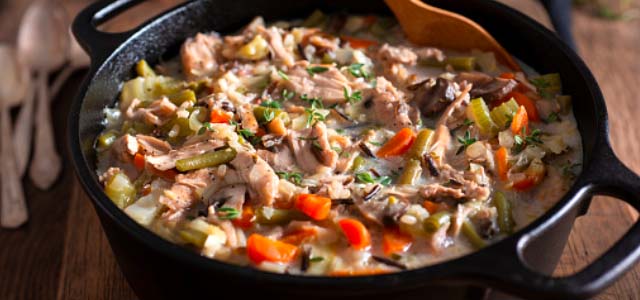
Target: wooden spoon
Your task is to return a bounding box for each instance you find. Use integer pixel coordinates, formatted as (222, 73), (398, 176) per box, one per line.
(385, 0), (521, 71)
(0, 45), (29, 228)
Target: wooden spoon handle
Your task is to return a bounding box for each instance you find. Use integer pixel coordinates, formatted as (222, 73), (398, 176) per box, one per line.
(1, 105), (28, 228)
(49, 65), (74, 102)
(28, 71), (61, 190)
(13, 83), (35, 177)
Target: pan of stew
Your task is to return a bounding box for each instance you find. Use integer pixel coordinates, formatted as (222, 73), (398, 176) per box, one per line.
(68, 0), (640, 299)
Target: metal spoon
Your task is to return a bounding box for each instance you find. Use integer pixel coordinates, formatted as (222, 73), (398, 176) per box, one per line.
(15, 0), (68, 189)
(49, 29), (90, 100)
(0, 45), (29, 228)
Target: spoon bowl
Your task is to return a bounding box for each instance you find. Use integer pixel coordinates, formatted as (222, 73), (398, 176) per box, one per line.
(385, 0), (520, 70)
(15, 0), (68, 188)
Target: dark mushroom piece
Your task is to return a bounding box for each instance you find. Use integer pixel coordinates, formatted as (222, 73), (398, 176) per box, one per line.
(455, 72), (518, 102)
(408, 77), (457, 117)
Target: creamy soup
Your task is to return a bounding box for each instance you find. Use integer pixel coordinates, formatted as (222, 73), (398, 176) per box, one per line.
(95, 11), (582, 276)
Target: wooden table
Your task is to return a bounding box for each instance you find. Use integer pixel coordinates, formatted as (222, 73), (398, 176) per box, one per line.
(0, 0), (638, 299)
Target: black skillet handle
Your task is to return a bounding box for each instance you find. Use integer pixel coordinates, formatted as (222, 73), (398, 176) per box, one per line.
(72, 0), (146, 66)
(474, 143), (640, 299)
(538, 0), (577, 50)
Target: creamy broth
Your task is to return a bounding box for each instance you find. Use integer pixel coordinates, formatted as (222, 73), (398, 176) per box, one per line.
(95, 11), (582, 275)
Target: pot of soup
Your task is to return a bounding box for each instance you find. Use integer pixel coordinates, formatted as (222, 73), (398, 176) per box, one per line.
(68, 0), (640, 299)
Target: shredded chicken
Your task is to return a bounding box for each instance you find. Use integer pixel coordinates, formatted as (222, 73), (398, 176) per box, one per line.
(368, 76), (414, 130)
(159, 169), (213, 220)
(279, 61), (353, 104)
(181, 33), (222, 80)
(230, 151), (280, 206)
(125, 97), (177, 126)
(258, 26), (295, 67)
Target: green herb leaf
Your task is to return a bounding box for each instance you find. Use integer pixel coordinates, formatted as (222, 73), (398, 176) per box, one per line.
(217, 207), (240, 220)
(543, 112), (560, 124)
(356, 172), (377, 184)
(347, 63), (369, 79)
(277, 69), (289, 81)
(260, 101), (282, 109)
(276, 171), (304, 185)
(306, 66), (329, 76)
(282, 89), (295, 101)
(455, 130), (477, 155)
(343, 87), (362, 104)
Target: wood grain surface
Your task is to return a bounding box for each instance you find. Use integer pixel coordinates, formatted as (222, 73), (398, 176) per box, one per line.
(0, 0), (638, 299)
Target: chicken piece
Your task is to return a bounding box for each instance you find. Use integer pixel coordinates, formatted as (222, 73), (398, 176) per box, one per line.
(436, 83), (472, 129)
(159, 169), (213, 220)
(257, 146), (296, 172)
(136, 134), (172, 155)
(238, 103), (259, 134)
(427, 221), (451, 254)
(310, 122), (338, 168)
(287, 129), (322, 174)
(377, 44), (418, 65)
(180, 33), (222, 80)
(230, 151), (280, 206)
(111, 134), (139, 162)
(429, 125), (451, 167)
(367, 76), (414, 130)
(279, 61), (353, 105)
(125, 97), (178, 126)
(146, 140), (225, 171)
(258, 26), (295, 67)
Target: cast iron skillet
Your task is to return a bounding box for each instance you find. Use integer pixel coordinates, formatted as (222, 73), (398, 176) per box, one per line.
(69, 0), (640, 299)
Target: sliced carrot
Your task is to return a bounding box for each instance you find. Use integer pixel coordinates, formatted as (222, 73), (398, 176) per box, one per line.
(495, 146), (509, 181)
(149, 166), (178, 181)
(512, 177), (536, 191)
(329, 268), (391, 276)
(511, 105), (529, 135)
(133, 153), (145, 171)
(499, 72), (516, 80)
(341, 36), (378, 49)
(246, 234), (299, 264)
(382, 227), (413, 256)
(267, 118), (287, 136)
(422, 200), (440, 214)
(338, 218), (371, 250)
(210, 108), (232, 124)
(281, 227), (318, 245)
(295, 194), (331, 220)
(256, 127), (267, 138)
(376, 128), (415, 158)
(506, 92), (539, 121)
(232, 206), (254, 229)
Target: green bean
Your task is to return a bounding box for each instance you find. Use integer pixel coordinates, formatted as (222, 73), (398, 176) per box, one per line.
(175, 148), (237, 172)
(253, 106), (290, 124)
(461, 220), (486, 249)
(398, 159), (422, 185)
(493, 191), (514, 234)
(420, 57), (477, 71)
(423, 211), (450, 234)
(407, 128), (434, 159)
(255, 207), (306, 225)
(136, 59), (156, 77)
(168, 89), (196, 106)
(351, 155), (365, 172)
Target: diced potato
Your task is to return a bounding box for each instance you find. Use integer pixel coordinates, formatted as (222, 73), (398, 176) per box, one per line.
(237, 35), (270, 60)
(105, 172), (136, 208)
